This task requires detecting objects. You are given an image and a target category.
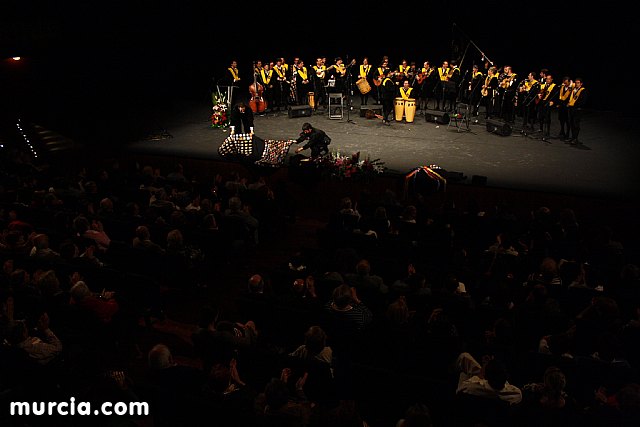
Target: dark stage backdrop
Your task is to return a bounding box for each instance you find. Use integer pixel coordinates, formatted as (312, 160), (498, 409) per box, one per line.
(1, 1), (636, 147)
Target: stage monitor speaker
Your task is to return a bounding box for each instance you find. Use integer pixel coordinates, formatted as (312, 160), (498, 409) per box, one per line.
(485, 119), (512, 136)
(445, 171), (466, 182)
(471, 175), (487, 186)
(288, 105), (313, 118)
(424, 109), (450, 124)
(360, 105), (383, 117)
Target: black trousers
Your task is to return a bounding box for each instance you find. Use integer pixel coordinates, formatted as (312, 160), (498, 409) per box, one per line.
(558, 105), (569, 135)
(540, 105), (552, 137)
(568, 107), (582, 139)
(382, 97), (394, 121)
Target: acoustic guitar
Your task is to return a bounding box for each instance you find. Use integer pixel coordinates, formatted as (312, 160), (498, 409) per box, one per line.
(416, 68), (434, 84)
(535, 84), (547, 105)
(328, 59), (356, 77)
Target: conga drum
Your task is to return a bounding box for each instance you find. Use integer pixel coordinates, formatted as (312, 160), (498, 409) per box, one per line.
(404, 98), (416, 123)
(356, 78), (371, 94)
(394, 97), (405, 122)
(308, 92), (315, 109)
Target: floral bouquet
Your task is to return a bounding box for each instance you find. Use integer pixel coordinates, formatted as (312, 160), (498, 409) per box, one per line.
(210, 91), (229, 129)
(315, 150), (386, 181)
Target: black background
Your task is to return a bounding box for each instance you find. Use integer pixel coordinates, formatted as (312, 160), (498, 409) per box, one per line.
(1, 1), (635, 147)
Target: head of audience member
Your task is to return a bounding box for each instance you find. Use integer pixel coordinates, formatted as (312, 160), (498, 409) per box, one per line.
(169, 210), (186, 227)
(4, 230), (26, 249)
(386, 297), (410, 326)
(540, 366), (567, 407)
(303, 326), (328, 356)
(99, 197), (114, 214)
(37, 270), (61, 297)
(332, 284), (353, 310)
(69, 281), (92, 304)
(202, 214), (218, 230)
(247, 274), (264, 294)
(401, 205), (417, 222)
(526, 284), (549, 305)
(148, 344), (175, 370)
(484, 358), (509, 391)
(10, 269), (31, 289)
(6, 320), (29, 346)
(537, 257), (560, 284)
(197, 305), (220, 330)
(59, 240), (80, 260)
(264, 378), (290, 411)
(616, 383), (640, 415)
(374, 206), (388, 220)
(166, 229), (184, 251)
(329, 400), (366, 427)
(401, 403), (433, 427)
(355, 259), (372, 277)
(134, 225), (151, 244)
(31, 233), (47, 250)
(228, 196), (243, 213)
(340, 197), (355, 213)
(72, 215), (91, 235)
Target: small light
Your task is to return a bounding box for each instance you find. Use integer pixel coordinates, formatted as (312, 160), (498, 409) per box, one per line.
(12, 57), (21, 61)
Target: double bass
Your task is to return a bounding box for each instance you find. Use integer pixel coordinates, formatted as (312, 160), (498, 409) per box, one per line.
(249, 62), (267, 113)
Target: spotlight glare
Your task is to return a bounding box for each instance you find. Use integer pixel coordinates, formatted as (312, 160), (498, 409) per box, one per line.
(12, 57), (21, 61)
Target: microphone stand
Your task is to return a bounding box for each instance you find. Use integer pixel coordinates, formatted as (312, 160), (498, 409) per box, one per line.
(344, 58), (356, 124)
(470, 76), (483, 119)
(455, 69), (471, 130)
(452, 23), (495, 68)
(520, 86), (540, 138)
(457, 69), (469, 106)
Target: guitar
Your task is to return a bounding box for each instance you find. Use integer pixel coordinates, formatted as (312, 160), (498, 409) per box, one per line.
(416, 68), (434, 84)
(535, 84), (547, 105)
(328, 59), (356, 77)
(500, 74), (516, 89)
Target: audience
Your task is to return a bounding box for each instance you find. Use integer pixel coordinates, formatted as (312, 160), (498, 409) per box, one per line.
(0, 147), (638, 427)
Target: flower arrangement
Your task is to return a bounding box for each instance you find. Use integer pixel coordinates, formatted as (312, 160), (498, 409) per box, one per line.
(210, 91), (229, 128)
(315, 150), (386, 181)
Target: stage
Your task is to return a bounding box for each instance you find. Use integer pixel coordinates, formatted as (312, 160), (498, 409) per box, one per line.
(125, 99), (640, 200)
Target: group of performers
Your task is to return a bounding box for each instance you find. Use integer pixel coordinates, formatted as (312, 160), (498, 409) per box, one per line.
(221, 56), (588, 144)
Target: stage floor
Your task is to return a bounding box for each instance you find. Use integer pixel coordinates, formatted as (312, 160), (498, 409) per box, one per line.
(125, 99), (640, 200)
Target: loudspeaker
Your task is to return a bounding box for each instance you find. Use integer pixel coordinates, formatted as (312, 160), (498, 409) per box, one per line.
(288, 105), (313, 118)
(359, 105), (383, 117)
(471, 175), (487, 186)
(485, 119), (512, 136)
(424, 109), (450, 124)
(445, 171), (466, 182)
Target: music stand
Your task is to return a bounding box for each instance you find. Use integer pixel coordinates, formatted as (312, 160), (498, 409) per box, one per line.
(513, 88), (541, 140)
(217, 84), (239, 110)
(448, 102), (474, 133)
(328, 93), (343, 119)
